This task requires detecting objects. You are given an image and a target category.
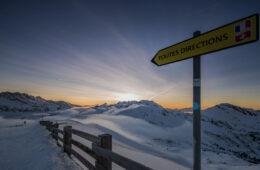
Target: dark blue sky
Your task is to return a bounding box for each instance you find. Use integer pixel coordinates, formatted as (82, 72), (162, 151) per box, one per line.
(1, 0), (260, 109)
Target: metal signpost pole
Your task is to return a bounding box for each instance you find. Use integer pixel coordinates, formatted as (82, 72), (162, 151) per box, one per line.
(151, 13), (258, 170)
(193, 30), (201, 170)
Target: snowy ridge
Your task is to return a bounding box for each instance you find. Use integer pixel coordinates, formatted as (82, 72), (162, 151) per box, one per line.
(0, 92), (73, 112)
(81, 100), (185, 127)
(69, 100), (260, 166)
(202, 103), (260, 164)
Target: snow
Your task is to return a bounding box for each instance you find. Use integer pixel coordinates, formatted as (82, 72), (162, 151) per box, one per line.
(112, 140), (190, 170)
(201, 103), (260, 164)
(42, 100), (259, 169)
(0, 116), (81, 170)
(0, 97), (259, 170)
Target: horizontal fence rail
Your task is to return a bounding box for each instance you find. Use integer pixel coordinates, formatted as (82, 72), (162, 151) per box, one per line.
(40, 120), (153, 170)
(71, 139), (97, 159)
(71, 149), (96, 170)
(93, 144), (153, 170)
(72, 128), (99, 143)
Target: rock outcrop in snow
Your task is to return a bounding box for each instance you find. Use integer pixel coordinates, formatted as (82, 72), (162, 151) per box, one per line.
(0, 92), (74, 112)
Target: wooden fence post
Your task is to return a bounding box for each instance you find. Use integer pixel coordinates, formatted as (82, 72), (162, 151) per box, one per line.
(51, 123), (59, 140)
(63, 126), (72, 156)
(95, 134), (112, 170)
(41, 120), (47, 126)
(45, 121), (49, 129)
(46, 121), (52, 131)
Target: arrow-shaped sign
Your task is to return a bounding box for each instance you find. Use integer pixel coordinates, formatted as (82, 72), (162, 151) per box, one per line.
(152, 14), (258, 66)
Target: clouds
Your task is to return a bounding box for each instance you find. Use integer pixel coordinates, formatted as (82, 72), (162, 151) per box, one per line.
(0, 0), (260, 109)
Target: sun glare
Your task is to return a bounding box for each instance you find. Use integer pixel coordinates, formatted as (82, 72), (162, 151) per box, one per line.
(116, 93), (139, 101)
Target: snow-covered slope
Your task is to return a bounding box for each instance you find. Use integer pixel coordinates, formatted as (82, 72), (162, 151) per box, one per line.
(202, 103), (260, 164)
(68, 100), (260, 167)
(0, 92), (73, 112)
(1, 94), (259, 169)
(105, 100), (186, 127)
(8, 98), (255, 169)
(0, 116), (81, 170)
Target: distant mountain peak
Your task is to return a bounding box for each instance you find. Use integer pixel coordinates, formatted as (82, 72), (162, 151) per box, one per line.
(215, 103), (257, 116)
(0, 91), (74, 112)
(115, 100), (160, 107)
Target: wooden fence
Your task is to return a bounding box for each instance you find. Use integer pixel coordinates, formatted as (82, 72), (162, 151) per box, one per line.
(40, 120), (153, 170)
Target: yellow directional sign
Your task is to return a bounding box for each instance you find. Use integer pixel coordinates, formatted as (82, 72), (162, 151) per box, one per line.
(152, 14), (259, 66)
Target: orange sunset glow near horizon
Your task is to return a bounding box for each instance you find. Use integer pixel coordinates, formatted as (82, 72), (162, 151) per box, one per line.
(1, 89), (259, 110)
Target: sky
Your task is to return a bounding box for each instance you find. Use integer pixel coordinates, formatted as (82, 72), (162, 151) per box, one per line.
(0, 0), (260, 109)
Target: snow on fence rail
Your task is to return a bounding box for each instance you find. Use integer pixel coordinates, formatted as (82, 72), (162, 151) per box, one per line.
(40, 120), (153, 170)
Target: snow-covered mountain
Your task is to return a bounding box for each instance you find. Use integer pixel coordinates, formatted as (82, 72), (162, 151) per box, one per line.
(0, 92), (74, 112)
(202, 103), (260, 164)
(3, 93), (257, 167)
(76, 100), (187, 127)
(73, 100), (260, 165)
